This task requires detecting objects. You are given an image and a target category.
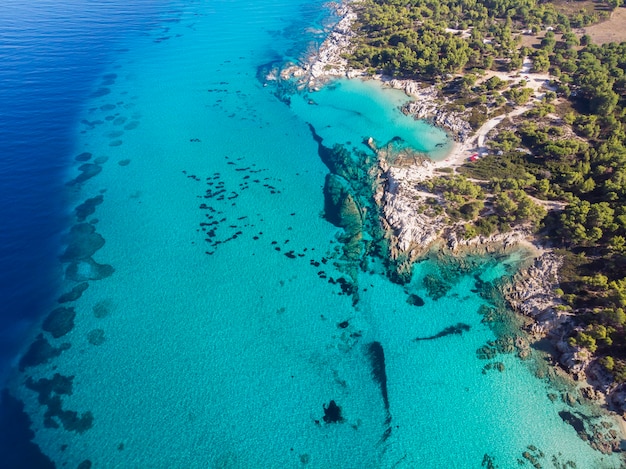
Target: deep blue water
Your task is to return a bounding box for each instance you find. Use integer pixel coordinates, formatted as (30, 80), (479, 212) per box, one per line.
(0, 2), (164, 464)
(0, 0), (160, 380)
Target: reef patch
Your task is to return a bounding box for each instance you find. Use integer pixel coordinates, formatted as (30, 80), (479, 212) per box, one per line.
(19, 334), (70, 371)
(87, 329), (106, 346)
(42, 306), (76, 339)
(57, 282), (89, 303)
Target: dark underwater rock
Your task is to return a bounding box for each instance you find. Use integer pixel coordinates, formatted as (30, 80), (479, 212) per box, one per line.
(90, 87), (110, 98)
(19, 334), (70, 371)
(67, 163), (102, 186)
(323, 174), (360, 230)
(87, 329), (105, 346)
(42, 306), (76, 338)
(58, 282), (89, 303)
(323, 174), (363, 260)
(93, 300), (111, 318)
(66, 258), (114, 282)
(414, 323), (471, 341)
(559, 410), (586, 435)
(44, 395), (93, 434)
(366, 341), (389, 410)
(75, 152), (92, 162)
(406, 294), (425, 307)
(25, 373), (74, 404)
(423, 274), (451, 300)
(322, 400), (344, 423)
(24, 373), (92, 435)
(60, 223), (105, 261)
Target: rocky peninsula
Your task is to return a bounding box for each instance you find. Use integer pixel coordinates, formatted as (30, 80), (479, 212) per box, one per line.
(271, 0), (626, 454)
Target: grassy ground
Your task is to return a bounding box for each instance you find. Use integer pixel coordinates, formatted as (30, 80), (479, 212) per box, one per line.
(582, 7), (626, 44)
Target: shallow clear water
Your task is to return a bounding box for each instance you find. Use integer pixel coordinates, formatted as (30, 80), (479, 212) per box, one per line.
(1, 0), (624, 468)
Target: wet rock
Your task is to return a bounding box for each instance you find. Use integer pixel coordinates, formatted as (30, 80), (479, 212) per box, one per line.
(42, 306), (76, 339)
(77, 460), (92, 469)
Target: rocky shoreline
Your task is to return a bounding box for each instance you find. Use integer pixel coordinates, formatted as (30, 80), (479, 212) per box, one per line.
(275, 0), (626, 453)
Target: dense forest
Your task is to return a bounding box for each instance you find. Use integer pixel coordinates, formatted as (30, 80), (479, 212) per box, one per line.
(346, 0), (626, 381)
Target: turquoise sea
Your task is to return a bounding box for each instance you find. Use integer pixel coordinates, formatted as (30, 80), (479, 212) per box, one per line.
(1, 0), (625, 467)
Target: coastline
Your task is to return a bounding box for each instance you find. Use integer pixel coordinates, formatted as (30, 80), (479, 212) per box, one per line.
(289, 0), (626, 451)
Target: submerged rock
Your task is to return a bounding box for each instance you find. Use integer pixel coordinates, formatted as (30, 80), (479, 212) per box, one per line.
(75, 152), (92, 162)
(19, 334), (70, 371)
(60, 223), (105, 262)
(25, 373), (74, 404)
(93, 300), (112, 318)
(57, 282), (89, 303)
(406, 294), (425, 307)
(87, 329), (105, 346)
(322, 400), (344, 423)
(43, 395), (93, 434)
(42, 307), (76, 339)
(422, 274), (451, 300)
(75, 195), (104, 222)
(366, 341), (389, 410)
(414, 323), (471, 341)
(66, 258), (114, 282)
(66, 163), (102, 186)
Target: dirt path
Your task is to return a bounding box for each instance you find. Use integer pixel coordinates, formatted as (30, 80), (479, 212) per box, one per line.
(437, 57), (553, 171)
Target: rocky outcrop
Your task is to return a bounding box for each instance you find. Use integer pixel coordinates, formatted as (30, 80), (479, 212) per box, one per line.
(502, 252), (566, 333)
(383, 80), (472, 141)
(377, 158), (443, 257)
(282, 2), (361, 90)
(307, 4), (357, 85)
